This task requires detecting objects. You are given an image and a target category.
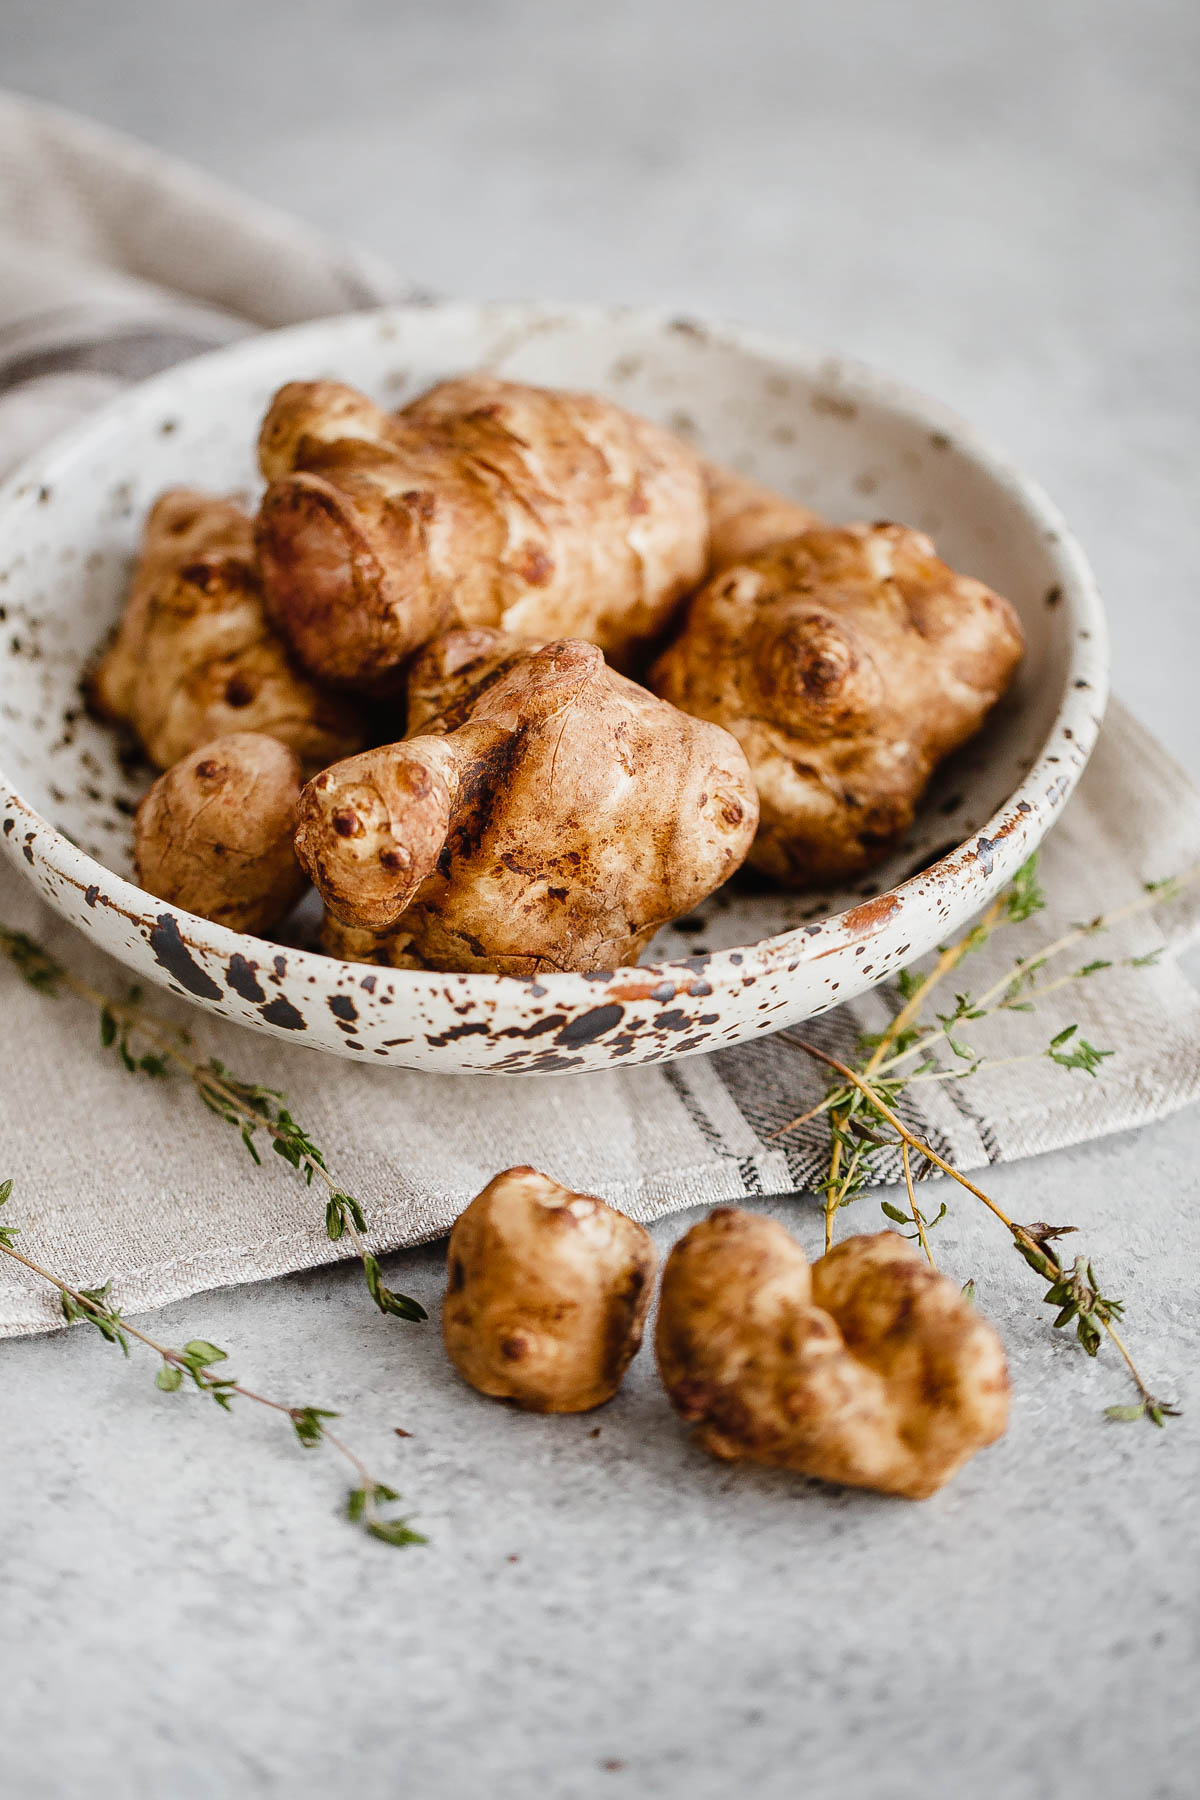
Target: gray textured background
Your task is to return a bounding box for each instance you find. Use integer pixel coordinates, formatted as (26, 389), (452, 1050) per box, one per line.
(2, 3), (1199, 1797)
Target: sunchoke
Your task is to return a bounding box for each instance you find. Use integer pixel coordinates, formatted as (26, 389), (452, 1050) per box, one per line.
(90, 489), (363, 771)
(655, 1209), (1010, 1499)
(442, 1166), (657, 1413)
(651, 523), (1024, 883)
(702, 460), (822, 570)
(134, 731), (308, 935)
(255, 374), (708, 689)
(295, 630), (759, 975)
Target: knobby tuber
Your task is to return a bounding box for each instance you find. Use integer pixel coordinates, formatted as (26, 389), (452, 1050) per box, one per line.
(90, 488), (363, 771)
(294, 630), (759, 974)
(255, 374), (708, 689)
(651, 523), (1024, 883)
(655, 1209), (1010, 1499)
(702, 460), (822, 571)
(442, 1166), (657, 1413)
(134, 731), (308, 935)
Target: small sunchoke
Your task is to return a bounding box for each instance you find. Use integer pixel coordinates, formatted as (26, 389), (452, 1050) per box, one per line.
(90, 489), (363, 771)
(134, 731), (308, 935)
(442, 1166), (657, 1413)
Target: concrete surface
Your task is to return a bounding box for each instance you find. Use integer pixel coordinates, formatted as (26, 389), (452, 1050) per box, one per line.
(1, 2), (1198, 1796)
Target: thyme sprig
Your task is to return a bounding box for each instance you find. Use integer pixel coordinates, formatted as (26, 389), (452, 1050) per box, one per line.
(773, 856), (1196, 1423)
(0, 926), (424, 1324)
(863, 865), (1198, 1090)
(775, 860), (1198, 1244)
(783, 1035), (1179, 1423)
(0, 1177), (425, 1545)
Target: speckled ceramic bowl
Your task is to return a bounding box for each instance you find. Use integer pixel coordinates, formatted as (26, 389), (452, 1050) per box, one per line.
(0, 302), (1107, 1072)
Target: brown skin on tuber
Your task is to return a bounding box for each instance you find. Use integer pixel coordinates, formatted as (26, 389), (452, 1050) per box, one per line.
(89, 489), (364, 772)
(442, 1167), (657, 1413)
(318, 911), (424, 970)
(295, 629), (759, 975)
(655, 1209), (1010, 1499)
(651, 523), (1025, 884)
(134, 731), (309, 935)
(254, 374), (708, 690)
(702, 460), (823, 571)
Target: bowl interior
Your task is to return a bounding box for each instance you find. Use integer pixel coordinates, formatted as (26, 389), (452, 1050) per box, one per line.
(0, 304), (1086, 968)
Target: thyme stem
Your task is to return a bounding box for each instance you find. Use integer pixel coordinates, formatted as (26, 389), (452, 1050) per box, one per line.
(783, 1036), (1015, 1225)
(770, 1048), (1059, 1141)
(816, 891), (1012, 1248)
(781, 1034), (1173, 1418)
(0, 1192), (424, 1545)
(901, 1140), (935, 1268)
(865, 893), (1009, 1079)
(0, 928), (424, 1323)
(873, 866), (1200, 1082)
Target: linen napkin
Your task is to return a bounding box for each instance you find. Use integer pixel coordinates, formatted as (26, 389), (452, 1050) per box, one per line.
(2, 89), (1199, 1337)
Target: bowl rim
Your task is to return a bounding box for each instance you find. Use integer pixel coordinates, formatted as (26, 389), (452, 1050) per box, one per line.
(0, 297), (1110, 1011)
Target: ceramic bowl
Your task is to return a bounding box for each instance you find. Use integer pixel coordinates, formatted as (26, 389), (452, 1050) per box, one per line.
(0, 302), (1107, 1073)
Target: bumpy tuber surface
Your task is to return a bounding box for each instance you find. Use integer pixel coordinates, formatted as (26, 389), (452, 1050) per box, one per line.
(655, 1209), (1010, 1498)
(90, 489), (364, 771)
(295, 629), (759, 974)
(254, 374), (708, 689)
(651, 523), (1025, 883)
(134, 731), (309, 935)
(442, 1166), (657, 1412)
(702, 460), (822, 571)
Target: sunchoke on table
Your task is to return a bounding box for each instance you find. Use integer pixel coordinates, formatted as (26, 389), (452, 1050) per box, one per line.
(442, 1166), (657, 1413)
(655, 1208), (1010, 1498)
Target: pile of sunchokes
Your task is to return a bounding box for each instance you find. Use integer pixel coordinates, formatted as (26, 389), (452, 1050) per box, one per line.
(90, 371), (1023, 965)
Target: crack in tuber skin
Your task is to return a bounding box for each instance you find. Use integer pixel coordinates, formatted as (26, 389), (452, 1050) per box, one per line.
(651, 523), (1025, 884)
(88, 489), (364, 772)
(655, 1209), (1010, 1499)
(442, 1167), (658, 1413)
(254, 374), (709, 691)
(134, 731), (309, 936)
(295, 630), (760, 975)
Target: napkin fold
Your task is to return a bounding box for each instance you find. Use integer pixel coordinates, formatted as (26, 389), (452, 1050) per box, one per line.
(2, 89), (1198, 1337)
